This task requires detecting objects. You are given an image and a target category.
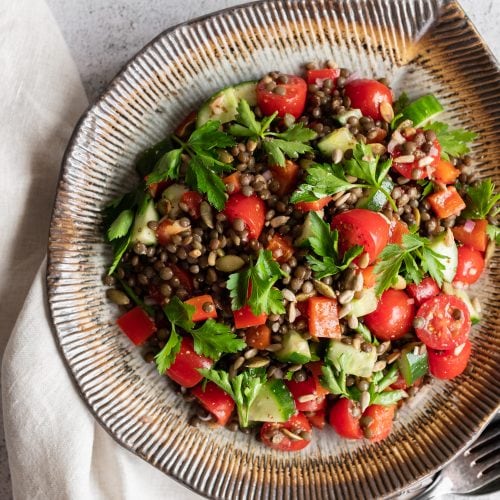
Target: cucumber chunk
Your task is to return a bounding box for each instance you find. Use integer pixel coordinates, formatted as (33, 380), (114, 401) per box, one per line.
(356, 178), (394, 212)
(326, 340), (377, 377)
(398, 349), (428, 386)
(196, 81), (257, 128)
(317, 127), (357, 157)
(130, 198), (159, 246)
(401, 95), (444, 127)
(160, 183), (188, 218)
(349, 288), (378, 318)
(295, 210), (324, 246)
(275, 330), (311, 364)
(247, 379), (295, 423)
(428, 229), (458, 283)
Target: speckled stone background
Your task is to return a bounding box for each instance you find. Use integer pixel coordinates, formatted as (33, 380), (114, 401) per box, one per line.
(1, 1), (498, 498)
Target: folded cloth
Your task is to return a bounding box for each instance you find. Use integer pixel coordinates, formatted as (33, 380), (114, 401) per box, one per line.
(0, 0), (200, 498)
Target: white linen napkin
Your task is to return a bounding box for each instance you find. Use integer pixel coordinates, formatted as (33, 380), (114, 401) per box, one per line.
(0, 0), (200, 498)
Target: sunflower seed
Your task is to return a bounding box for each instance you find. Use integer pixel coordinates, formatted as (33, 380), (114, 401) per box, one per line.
(360, 391), (371, 413)
(332, 148), (344, 164)
(392, 275), (407, 290)
(347, 314), (359, 330)
(338, 289), (355, 304)
(265, 343), (283, 352)
(281, 428), (303, 441)
(373, 360), (387, 372)
(297, 394), (316, 403)
(380, 101), (394, 123)
(244, 348), (258, 359)
(296, 291), (317, 301)
(338, 303), (353, 319)
(282, 288), (297, 302)
(369, 143), (387, 156)
(270, 215), (290, 228)
(288, 302), (297, 323)
(334, 192), (351, 207)
(245, 357), (270, 368)
(386, 351), (401, 364)
(358, 252), (370, 269)
(393, 155), (415, 163)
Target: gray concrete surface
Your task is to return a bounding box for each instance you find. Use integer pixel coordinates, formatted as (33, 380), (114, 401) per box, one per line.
(1, 1), (498, 499)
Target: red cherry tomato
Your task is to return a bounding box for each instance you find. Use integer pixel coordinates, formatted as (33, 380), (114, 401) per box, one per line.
(179, 191), (203, 218)
(257, 74), (307, 118)
(453, 246), (485, 286)
(170, 264), (194, 293)
(224, 193), (265, 239)
(306, 68), (340, 86)
(414, 294), (471, 350)
(389, 219), (410, 245)
(166, 337), (213, 388)
(116, 306), (157, 345)
(307, 361), (330, 398)
(391, 130), (441, 180)
(390, 372), (423, 391)
(362, 404), (396, 442)
(428, 339), (472, 380)
(191, 381), (235, 425)
(295, 196), (333, 212)
(364, 289), (415, 341)
(407, 277), (440, 306)
(286, 376), (326, 412)
(331, 209), (390, 264)
(329, 398), (363, 439)
(305, 409), (326, 429)
(266, 233), (294, 264)
(452, 219), (488, 252)
(343, 79), (393, 121)
(260, 413), (312, 451)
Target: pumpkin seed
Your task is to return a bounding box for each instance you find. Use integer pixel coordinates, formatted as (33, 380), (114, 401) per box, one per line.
(215, 255), (245, 272)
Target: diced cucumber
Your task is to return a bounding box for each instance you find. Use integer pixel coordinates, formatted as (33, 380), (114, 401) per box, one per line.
(295, 210), (324, 246)
(429, 229), (458, 283)
(130, 198), (159, 245)
(349, 288), (378, 318)
(317, 127), (357, 157)
(247, 379), (295, 423)
(442, 283), (481, 324)
(275, 330), (311, 364)
(335, 109), (362, 125)
(398, 349), (428, 386)
(196, 81), (257, 128)
(401, 95), (444, 127)
(161, 183), (188, 218)
(356, 178), (394, 212)
(326, 340), (377, 377)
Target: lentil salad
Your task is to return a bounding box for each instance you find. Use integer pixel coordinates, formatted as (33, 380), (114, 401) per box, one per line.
(103, 62), (498, 450)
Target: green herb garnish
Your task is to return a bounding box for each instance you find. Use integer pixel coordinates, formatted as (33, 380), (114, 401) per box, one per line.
(423, 121), (477, 160)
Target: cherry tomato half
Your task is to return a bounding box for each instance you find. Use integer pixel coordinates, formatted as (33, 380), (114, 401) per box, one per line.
(391, 129), (441, 180)
(328, 398), (363, 439)
(295, 196), (333, 212)
(428, 339), (472, 380)
(257, 74), (307, 118)
(331, 209), (389, 264)
(270, 160), (300, 196)
(364, 289), (415, 341)
(286, 376), (326, 412)
(414, 294), (471, 350)
(260, 413), (312, 451)
(453, 246), (485, 286)
(306, 68), (340, 86)
(406, 277), (440, 306)
(224, 193), (265, 239)
(191, 381), (235, 425)
(362, 404), (396, 442)
(343, 79), (393, 121)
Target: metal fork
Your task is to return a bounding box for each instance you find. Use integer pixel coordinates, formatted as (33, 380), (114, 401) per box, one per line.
(417, 420), (500, 498)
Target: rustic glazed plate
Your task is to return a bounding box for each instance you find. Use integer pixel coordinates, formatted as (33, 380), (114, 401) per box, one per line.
(47, 0), (500, 498)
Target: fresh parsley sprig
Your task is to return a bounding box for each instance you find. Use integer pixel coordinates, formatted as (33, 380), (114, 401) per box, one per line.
(198, 367), (266, 427)
(228, 99), (317, 166)
(145, 120), (235, 210)
(227, 250), (286, 316)
(423, 121), (477, 160)
(375, 232), (447, 295)
(291, 143), (397, 211)
(302, 212), (363, 279)
(462, 179), (499, 220)
(155, 297), (246, 373)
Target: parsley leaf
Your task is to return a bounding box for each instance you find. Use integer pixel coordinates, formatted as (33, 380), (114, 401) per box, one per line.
(108, 233), (131, 276)
(303, 212), (363, 279)
(423, 122), (477, 160)
(291, 143), (397, 210)
(155, 327), (182, 374)
(227, 250), (286, 316)
(107, 209), (134, 240)
(198, 368), (266, 427)
(321, 363), (351, 398)
(229, 100), (316, 166)
(146, 148), (182, 185)
(375, 232), (446, 295)
(462, 179), (500, 219)
(487, 224), (500, 245)
(191, 320), (246, 361)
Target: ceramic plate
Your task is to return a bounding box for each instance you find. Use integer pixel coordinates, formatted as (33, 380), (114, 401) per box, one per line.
(47, 0), (500, 498)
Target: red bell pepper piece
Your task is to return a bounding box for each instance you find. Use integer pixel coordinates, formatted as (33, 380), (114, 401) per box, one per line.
(360, 266), (377, 289)
(116, 306), (157, 345)
(432, 159), (460, 184)
(166, 337), (213, 388)
(308, 297), (341, 338)
(245, 324), (271, 350)
(224, 193), (265, 239)
(191, 382), (235, 425)
(388, 219), (409, 245)
(184, 294), (217, 322)
(427, 186), (466, 219)
(406, 277), (440, 306)
(295, 196), (333, 212)
(266, 233), (294, 264)
(306, 68), (340, 86)
(286, 376), (326, 412)
(452, 219), (488, 252)
(307, 361), (330, 397)
(222, 172), (241, 194)
(270, 160), (300, 196)
(233, 304), (267, 329)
